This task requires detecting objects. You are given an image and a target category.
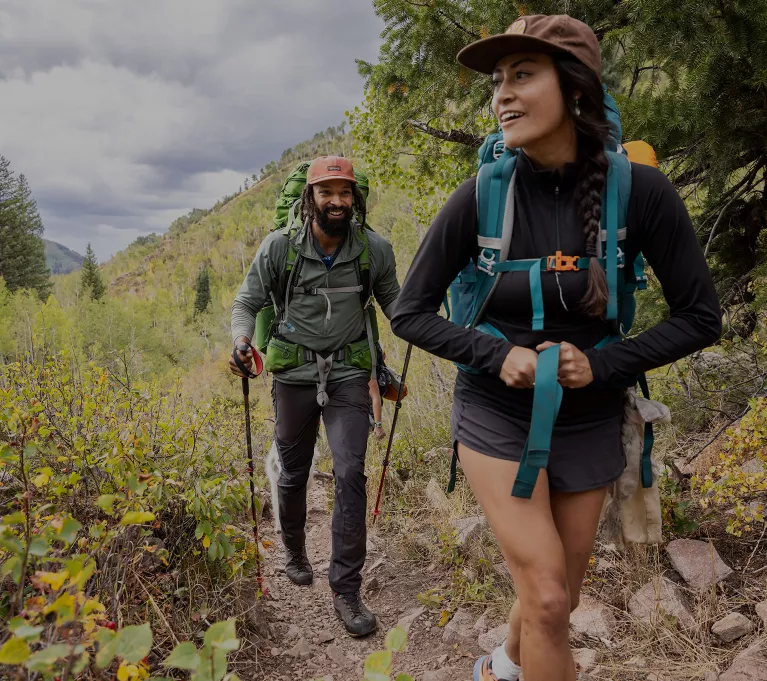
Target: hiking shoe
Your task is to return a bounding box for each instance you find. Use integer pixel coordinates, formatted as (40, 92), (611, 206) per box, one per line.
(474, 655), (518, 681)
(285, 549), (313, 586)
(333, 591), (377, 637)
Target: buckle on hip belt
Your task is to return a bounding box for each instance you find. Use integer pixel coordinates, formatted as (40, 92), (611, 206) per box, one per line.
(546, 251), (580, 272)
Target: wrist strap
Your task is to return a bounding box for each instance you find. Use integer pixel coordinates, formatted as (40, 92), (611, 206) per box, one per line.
(232, 341), (263, 379)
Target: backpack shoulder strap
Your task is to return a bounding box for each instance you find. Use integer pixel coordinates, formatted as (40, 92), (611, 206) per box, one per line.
(357, 226), (371, 306)
(283, 205), (300, 272)
(470, 150), (517, 327)
(602, 151), (632, 327)
(271, 221), (301, 313)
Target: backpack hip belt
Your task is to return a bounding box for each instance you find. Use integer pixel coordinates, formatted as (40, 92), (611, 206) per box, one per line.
(265, 331), (376, 406)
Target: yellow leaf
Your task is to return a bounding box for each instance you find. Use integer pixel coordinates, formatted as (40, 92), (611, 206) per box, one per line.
(37, 570), (69, 591)
(438, 610), (450, 627)
(82, 598), (105, 616)
(32, 473), (50, 488)
(120, 512), (155, 525)
(202, 535), (211, 549)
(117, 662), (139, 681)
(0, 636), (30, 664)
(43, 592), (75, 623)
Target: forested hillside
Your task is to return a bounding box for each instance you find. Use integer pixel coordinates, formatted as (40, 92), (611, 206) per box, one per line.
(3, 2), (767, 680)
(43, 240), (84, 275)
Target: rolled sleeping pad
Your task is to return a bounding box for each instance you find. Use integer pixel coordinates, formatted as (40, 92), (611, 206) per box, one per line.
(623, 140), (658, 168)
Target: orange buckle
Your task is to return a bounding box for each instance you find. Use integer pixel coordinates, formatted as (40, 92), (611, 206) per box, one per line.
(546, 251), (580, 272)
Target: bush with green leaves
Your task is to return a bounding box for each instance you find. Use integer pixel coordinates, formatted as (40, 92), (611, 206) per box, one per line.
(694, 397), (767, 536)
(0, 353), (266, 679)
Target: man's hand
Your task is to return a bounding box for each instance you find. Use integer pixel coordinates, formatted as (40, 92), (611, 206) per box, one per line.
(229, 336), (254, 377)
(374, 425), (386, 441)
(499, 346), (538, 389)
(536, 341), (593, 389)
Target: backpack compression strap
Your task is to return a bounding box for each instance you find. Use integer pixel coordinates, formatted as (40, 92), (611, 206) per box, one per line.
(637, 373), (654, 489)
(511, 344), (563, 499)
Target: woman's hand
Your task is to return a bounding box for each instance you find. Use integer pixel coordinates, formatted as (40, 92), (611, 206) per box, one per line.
(536, 341), (593, 389)
(499, 346), (538, 389)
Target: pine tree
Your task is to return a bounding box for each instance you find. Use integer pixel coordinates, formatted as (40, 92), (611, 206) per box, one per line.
(80, 243), (106, 301)
(193, 267), (211, 317)
(15, 174), (50, 298)
(0, 157), (51, 299)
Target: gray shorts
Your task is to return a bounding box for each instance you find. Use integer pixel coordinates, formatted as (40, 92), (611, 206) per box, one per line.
(451, 396), (626, 493)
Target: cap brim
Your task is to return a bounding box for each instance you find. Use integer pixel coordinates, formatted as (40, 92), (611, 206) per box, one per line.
(308, 174), (357, 185)
(457, 34), (564, 74)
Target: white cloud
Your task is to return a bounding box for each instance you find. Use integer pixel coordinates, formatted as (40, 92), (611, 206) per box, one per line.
(0, 0), (383, 260)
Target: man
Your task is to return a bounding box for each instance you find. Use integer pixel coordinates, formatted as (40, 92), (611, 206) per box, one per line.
(229, 156), (400, 637)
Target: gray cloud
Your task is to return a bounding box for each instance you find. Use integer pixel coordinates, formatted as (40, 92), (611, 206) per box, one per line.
(0, 0), (383, 260)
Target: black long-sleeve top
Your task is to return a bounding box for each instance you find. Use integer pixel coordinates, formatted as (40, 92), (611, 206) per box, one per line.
(391, 152), (722, 423)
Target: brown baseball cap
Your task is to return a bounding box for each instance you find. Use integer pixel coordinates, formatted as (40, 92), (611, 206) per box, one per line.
(306, 155), (357, 185)
(457, 14), (602, 79)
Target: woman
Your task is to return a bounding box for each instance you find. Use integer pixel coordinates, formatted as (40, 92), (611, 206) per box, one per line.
(391, 14), (721, 681)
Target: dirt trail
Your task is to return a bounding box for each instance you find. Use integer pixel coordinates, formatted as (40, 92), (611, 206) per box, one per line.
(251, 478), (480, 681)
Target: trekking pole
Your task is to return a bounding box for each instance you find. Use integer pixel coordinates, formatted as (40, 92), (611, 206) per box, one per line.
(373, 342), (413, 523)
(232, 343), (267, 594)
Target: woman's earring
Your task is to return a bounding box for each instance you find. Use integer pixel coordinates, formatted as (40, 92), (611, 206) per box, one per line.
(575, 100), (581, 116)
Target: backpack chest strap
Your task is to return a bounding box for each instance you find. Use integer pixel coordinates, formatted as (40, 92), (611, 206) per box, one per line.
(291, 285), (365, 322)
(292, 285), (364, 295)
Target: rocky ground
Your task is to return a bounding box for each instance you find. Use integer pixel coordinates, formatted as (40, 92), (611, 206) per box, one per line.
(243, 479), (484, 680)
(238, 463), (767, 681)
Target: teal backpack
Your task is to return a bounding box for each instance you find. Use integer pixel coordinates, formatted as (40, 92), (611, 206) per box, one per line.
(445, 88), (653, 499)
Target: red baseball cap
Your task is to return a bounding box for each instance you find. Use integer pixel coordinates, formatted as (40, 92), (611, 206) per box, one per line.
(457, 14), (602, 80)
(306, 156), (357, 185)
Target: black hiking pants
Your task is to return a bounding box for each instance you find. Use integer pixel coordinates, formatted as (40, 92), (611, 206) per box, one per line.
(272, 375), (371, 594)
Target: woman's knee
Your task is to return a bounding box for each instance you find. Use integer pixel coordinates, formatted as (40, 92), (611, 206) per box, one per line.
(520, 576), (571, 637)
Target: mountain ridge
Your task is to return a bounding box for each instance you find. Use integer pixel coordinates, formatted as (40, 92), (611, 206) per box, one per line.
(44, 239), (84, 275)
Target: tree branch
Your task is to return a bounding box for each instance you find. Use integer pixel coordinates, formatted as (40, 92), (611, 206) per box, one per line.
(628, 65), (659, 98)
(435, 8), (479, 39)
(704, 161), (763, 255)
(403, 1), (479, 38)
(407, 119), (483, 147)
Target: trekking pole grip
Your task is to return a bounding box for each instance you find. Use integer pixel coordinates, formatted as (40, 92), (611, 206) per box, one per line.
(233, 342), (263, 379)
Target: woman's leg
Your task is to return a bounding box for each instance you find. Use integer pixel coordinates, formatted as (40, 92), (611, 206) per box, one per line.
(550, 487), (608, 613)
(505, 486), (607, 665)
(457, 444), (574, 681)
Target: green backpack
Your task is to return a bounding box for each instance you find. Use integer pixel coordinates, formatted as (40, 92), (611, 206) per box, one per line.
(254, 162), (377, 359)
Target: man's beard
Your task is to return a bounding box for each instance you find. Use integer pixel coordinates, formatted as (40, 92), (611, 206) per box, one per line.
(315, 205), (352, 238)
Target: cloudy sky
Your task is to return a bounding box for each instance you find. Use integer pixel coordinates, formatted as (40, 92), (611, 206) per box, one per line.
(0, 1), (384, 261)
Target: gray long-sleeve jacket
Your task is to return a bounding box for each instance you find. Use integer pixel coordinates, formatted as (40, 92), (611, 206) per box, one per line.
(231, 220), (400, 385)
